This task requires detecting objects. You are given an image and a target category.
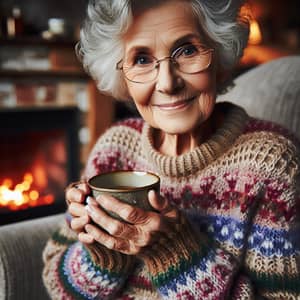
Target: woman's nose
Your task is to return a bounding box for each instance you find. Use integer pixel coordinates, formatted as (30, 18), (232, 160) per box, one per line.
(155, 60), (184, 94)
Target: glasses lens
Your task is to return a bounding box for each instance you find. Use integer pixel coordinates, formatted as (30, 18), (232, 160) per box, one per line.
(175, 45), (213, 74)
(122, 53), (157, 83)
(124, 65), (156, 83)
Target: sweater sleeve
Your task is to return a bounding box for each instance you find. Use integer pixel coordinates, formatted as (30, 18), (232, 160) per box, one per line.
(42, 215), (135, 300)
(140, 211), (244, 299)
(42, 126), (137, 299)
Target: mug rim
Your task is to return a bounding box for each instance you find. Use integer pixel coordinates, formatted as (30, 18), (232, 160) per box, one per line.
(87, 170), (160, 193)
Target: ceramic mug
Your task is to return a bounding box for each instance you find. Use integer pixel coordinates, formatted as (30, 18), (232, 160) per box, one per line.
(87, 170), (160, 219)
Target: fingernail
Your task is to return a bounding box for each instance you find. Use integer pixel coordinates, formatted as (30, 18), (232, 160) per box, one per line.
(86, 196), (92, 205)
(149, 189), (155, 195)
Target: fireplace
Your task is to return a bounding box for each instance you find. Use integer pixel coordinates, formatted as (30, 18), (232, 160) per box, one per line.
(0, 105), (80, 225)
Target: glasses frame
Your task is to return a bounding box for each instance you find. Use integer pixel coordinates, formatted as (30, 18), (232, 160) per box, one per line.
(116, 45), (214, 84)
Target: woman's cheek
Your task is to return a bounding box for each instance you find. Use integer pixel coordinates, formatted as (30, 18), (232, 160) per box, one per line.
(128, 84), (154, 107)
(190, 70), (215, 90)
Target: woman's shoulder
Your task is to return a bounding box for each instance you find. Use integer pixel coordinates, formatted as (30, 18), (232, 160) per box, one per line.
(83, 118), (145, 178)
(114, 117), (145, 133)
(244, 117), (299, 146)
(229, 118), (299, 181)
(220, 102), (298, 147)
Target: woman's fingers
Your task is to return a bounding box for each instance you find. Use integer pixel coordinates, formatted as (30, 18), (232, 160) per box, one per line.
(148, 190), (178, 219)
(86, 198), (140, 240)
(86, 197), (155, 246)
(70, 214), (90, 232)
(69, 201), (90, 231)
(65, 181), (90, 204)
(94, 194), (149, 224)
(83, 193), (180, 253)
(78, 232), (94, 244)
(148, 190), (167, 211)
(85, 223), (117, 249)
(84, 223), (137, 254)
(68, 202), (88, 217)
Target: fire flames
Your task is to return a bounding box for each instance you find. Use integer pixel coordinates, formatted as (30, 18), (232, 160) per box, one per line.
(0, 173), (54, 211)
(248, 19), (263, 45)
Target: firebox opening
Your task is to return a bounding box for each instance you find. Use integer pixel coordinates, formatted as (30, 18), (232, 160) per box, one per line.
(0, 129), (67, 212)
(0, 105), (80, 225)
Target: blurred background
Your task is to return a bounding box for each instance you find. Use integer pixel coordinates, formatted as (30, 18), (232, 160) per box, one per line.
(0, 0), (299, 223)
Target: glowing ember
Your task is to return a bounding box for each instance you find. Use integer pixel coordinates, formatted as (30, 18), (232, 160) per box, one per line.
(248, 19), (263, 45)
(0, 173), (54, 211)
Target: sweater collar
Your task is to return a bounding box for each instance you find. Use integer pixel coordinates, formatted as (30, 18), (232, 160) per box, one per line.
(141, 102), (249, 178)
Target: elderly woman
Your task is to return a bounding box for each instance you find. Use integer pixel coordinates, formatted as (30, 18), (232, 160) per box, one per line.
(42, 0), (300, 299)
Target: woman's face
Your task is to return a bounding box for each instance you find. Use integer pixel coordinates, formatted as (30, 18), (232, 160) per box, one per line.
(122, 0), (217, 135)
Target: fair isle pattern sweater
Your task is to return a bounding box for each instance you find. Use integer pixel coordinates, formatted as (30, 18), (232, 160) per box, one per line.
(42, 102), (300, 300)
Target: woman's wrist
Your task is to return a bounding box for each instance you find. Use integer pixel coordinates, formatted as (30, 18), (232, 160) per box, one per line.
(139, 212), (206, 276)
(84, 242), (135, 274)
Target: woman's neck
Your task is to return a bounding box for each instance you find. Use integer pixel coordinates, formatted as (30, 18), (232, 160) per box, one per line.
(155, 109), (223, 156)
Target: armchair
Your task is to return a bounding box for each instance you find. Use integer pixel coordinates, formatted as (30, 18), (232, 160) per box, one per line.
(0, 214), (64, 300)
(0, 55), (299, 300)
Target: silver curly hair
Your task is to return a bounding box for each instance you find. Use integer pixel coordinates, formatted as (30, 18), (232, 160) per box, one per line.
(77, 0), (249, 100)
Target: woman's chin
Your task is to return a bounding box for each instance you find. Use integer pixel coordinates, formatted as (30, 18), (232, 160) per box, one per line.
(154, 116), (200, 135)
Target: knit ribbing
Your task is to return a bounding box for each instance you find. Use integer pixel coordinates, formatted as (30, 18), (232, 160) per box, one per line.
(85, 242), (134, 275)
(142, 102), (249, 177)
(139, 212), (206, 278)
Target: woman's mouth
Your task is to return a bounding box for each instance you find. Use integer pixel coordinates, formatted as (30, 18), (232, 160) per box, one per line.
(153, 97), (196, 111)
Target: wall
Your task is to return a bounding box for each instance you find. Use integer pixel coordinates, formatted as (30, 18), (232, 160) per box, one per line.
(0, 0), (87, 37)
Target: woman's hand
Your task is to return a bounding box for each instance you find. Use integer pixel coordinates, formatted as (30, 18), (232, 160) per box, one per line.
(65, 181), (94, 244)
(84, 190), (180, 255)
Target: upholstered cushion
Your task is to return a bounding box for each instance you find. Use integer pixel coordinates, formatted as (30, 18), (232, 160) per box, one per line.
(218, 56), (300, 140)
(0, 214), (64, 300)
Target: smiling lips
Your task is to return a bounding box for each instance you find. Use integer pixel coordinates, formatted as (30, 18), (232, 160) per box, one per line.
(153, 97), (196, 111)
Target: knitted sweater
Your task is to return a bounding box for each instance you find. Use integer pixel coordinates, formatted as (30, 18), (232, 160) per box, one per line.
(42, 102), (300, 300)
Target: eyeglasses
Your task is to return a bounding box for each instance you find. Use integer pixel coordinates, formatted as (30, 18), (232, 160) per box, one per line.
(116, 43), (214, 84)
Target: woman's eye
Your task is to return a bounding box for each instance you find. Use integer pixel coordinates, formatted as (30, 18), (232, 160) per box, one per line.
(181, 44), (197, 56)
(133, 55), (152, 66)
(173, 44), (203, 59)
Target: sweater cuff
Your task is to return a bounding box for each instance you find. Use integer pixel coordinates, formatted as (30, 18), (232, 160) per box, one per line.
(85, 242), (134, 275)
(140, 212), (210, 280)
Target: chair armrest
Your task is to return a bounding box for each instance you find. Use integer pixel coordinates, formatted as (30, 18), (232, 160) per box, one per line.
(0, 213), (65, 300)
(217, 56), (300, 140)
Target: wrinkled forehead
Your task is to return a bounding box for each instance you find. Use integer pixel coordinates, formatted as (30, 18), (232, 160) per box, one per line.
(130, 0), (196, 24)
(123, 0), (210, 52)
